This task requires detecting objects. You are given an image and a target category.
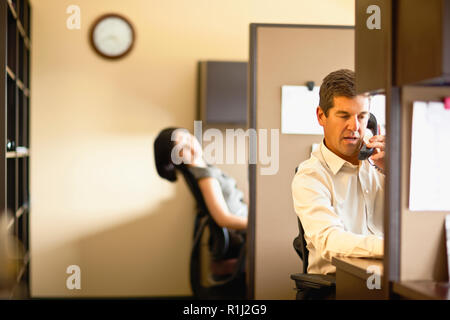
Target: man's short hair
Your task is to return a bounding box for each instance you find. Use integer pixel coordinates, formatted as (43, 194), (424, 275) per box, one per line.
(319, 69), (356, 117)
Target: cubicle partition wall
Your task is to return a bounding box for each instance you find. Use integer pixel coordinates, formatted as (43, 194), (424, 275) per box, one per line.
(248, 24), (354, 299)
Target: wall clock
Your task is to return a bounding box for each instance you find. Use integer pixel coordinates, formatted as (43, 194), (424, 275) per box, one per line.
(90, 14), (135, 59)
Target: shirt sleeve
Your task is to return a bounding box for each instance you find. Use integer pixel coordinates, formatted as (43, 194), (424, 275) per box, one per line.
(291, 168), (384, 263)
(371, 167), (385, 235)
(188, 166), (215, 180)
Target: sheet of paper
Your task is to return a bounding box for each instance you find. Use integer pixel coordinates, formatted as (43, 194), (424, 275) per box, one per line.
(409, 101), (450, 211)
(281, 85), (322, 135)
(369, 94), (386, 135)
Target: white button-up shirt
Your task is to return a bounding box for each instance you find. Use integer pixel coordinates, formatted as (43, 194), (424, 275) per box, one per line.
(291, 140), (384, 274)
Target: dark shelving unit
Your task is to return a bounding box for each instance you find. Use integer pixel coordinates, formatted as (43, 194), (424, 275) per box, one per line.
(356, 0), (450, 299)
(1, 0), (31, 299)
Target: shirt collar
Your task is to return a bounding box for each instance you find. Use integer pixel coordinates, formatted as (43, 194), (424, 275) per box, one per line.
(320, 140), (359, 175)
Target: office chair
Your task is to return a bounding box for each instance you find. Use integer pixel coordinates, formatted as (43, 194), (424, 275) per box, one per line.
(177, 165), (247, 299)
(291, 167), (336, 300)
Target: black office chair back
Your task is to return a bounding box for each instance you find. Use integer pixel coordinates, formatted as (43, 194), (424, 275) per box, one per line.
(176, 164), (230, 260)
(293, 217), (309, 274)
(175, 164), (246, 299)
(292, 166), (309, 273)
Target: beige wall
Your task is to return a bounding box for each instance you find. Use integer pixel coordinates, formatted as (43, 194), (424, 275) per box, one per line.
(29, 0), (355, 297)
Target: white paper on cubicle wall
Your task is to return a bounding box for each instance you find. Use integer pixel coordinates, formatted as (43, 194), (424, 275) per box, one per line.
(409, 101), (450, 211)
(281, 85), (387, 135)
(281, 85), (322, 135)
(368, 94), (386, 135)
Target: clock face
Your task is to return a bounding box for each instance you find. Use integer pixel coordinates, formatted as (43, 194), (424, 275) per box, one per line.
(91, 14), (135, 59)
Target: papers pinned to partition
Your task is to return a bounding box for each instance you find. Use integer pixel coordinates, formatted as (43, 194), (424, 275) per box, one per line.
(281, 85), (322, 135)
(409, 101), (450, 211)
(369, 94), (386, 135)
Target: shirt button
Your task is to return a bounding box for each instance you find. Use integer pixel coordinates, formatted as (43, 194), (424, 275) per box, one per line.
(365, 189), (369, 194)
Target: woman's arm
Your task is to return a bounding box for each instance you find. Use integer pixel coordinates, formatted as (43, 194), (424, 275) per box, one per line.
(198, 177), (248, 230)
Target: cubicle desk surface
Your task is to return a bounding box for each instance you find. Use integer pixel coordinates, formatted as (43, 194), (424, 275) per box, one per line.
(332, 257), (385, 300)
(393, 281), (450, 300)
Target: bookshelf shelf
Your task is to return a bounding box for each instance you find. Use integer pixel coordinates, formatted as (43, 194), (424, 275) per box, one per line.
(7, 216), (14, 230)
(15, 203), (27, 218)
(16, 253), (29, 283)
(16, 20), (25, 38)
(17, 79), (23, 90)
(7, 0), (16, 19)
(6, 65), (15, 79)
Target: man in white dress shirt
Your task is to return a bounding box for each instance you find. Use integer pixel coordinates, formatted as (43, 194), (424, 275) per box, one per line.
(292, 69), (386, 275)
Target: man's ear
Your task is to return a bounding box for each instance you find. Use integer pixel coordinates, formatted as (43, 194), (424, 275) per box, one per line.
(317, 106), (325, 127)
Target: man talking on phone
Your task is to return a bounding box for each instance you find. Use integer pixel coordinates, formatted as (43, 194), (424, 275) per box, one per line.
(292, 69), (385, 275)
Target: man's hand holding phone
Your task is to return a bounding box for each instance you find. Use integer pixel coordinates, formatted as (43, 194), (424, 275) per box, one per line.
(366, 125), (385, 172)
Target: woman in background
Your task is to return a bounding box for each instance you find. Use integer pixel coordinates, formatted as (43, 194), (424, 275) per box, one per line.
(154, 127), (248, 231)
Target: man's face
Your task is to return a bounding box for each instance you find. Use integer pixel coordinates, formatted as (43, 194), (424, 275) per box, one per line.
(317, 95), (370, 164)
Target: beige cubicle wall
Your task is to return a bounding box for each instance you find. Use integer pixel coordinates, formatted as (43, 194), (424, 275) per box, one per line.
(249, 24), (354, 299)
(400, 86), (450, 282)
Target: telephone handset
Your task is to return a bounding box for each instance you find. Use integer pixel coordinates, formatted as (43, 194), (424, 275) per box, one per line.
(358, 113), (378, 160)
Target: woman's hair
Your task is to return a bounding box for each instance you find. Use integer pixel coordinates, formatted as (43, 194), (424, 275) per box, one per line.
(154, 127), (180, 182)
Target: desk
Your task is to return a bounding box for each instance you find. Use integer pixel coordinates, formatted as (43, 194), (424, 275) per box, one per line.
(393, 281), (450, 300)
(332, 257), (385, 299)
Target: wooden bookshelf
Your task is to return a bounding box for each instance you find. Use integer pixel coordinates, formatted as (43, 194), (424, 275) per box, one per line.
(1, 0), (31, 299)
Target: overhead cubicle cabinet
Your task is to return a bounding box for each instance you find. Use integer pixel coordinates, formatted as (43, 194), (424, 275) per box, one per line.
(357, 0), (450, 91)
(355, 0), (393, 94)
(395, 0), (450, 86)
(198, 61), (248, 125)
